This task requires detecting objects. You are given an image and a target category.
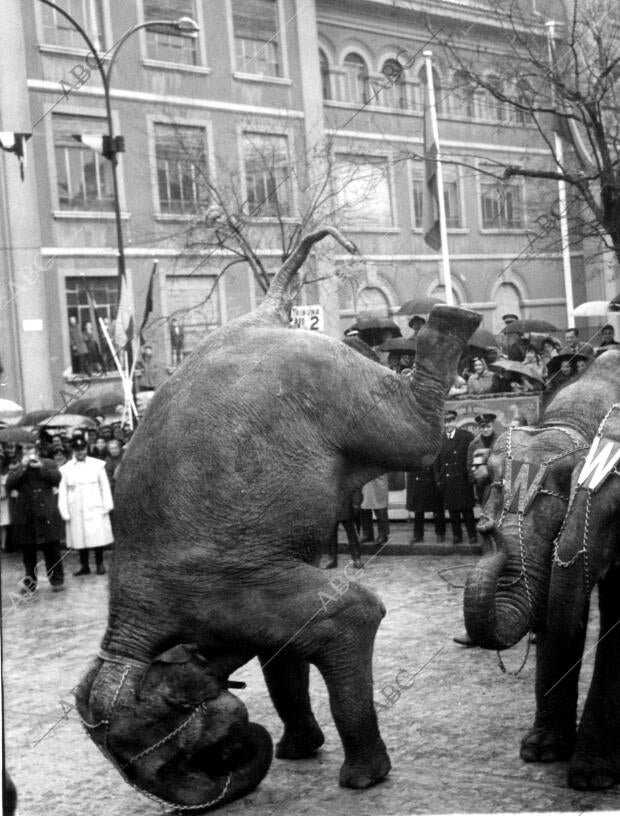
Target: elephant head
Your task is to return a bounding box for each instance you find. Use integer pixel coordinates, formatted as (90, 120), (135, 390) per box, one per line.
(464, 351), (620, 651)
(75, 644), (273, 810)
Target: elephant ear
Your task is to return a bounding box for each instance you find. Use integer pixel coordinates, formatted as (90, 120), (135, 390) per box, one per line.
(137, 644), (221, 707)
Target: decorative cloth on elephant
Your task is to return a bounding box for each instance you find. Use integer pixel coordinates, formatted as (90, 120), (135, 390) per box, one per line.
(58, 455), (114, 550)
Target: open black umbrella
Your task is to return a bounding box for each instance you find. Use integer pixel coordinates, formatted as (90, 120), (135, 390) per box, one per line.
(502, 319), (558, 335)
(346, 316), (402, 348)
(489, 359), (544, 384)
(468, 328), (499, 351)
(38, 414), (98, 432)
(378, 337), (417, 354)
(397, 297), (445, 315)
(546, 348), (591, 376)
(71, 389), (125, 417)
(0, 427), (37, 444)
(18, 409), (57, 427)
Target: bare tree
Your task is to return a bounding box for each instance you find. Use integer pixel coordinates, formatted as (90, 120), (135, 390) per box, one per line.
(428, 0), (620, 270)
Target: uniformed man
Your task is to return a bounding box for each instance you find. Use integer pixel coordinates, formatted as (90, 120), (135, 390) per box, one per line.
(434, 410), (477, 546)
(467, 411), (498, 504)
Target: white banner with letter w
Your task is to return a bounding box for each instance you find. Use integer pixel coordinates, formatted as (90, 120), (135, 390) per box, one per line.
(577, 436), (620, 492)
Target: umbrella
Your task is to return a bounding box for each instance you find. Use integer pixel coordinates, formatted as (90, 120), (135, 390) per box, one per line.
(397, 297), (445, 315)
(379, 337), (417, 354)
(71, 389), (125, 417)
(502, 319), (559, 334)
(346, 316), (402, 347)
(467, 328), (499, 350)
(0, 427), (37, 444)
(19, 409), (57, 427)
(546, 348), (591, 376)
(38, 413), (98, 431)
(573, 301), (615, 318)
(0, 399), (24, 426)
(489, 359), (544, 384)
(609, 295), (620, 311)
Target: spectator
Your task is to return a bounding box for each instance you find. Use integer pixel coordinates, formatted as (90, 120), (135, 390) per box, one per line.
(406, 465), (445, 544)
(523, 346), (545, 382)
(169, 317), (185, 365)
(104, 438), (123, 495)
(359, 475), (390, 549)
(434, 410), (477, 547)
(83, 320), (103, 374)
(58, 436), (114, 576)
(598, 323), (620, 348)
(136, 344), (166, 391)
(564, 327), (594, 358)
(466, 357), (496, 395)
(99, 316), (115, 371)
(448, 374), (468, 398)
(540, 336), (560, 379)
(507, 331), (531, 362)
(6, 441), (65, 593)
(467, 412), (498, 504)
(68, 315), (88, 374)
(408, 315), (426, 337)
(502, 313), (519, 327)
(510, 372), (542, 394)
(92, 435), (108, 460)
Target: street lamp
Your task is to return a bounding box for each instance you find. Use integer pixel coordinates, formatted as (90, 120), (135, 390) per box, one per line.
(37, 1), (199, 284)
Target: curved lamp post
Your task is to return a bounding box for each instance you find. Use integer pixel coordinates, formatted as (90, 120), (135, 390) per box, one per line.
(37, 1), (199, 282)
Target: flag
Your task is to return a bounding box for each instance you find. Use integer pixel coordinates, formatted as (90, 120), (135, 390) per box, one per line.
(0, 132), (32, 180)
(114, 274), (136, 358)
(422, 105), (441, 251)
(72, 134), (123, 160)
(139, 260), (158, 345)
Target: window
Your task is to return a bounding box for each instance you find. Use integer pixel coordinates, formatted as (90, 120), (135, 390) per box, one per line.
(66, 276), (119, 330)
(42, 0), (105, 50)
(242, 132), (292, 218)
(480, 173), (524, 229)
(479, 75), (506, 121)
(378, 59), (407, 110)
(155, 123), (209, 214)
(411, 162), (462, 229)
(451, 70), (475, 118)
(53, 114), (114, 211)
(343, 53), (369, 105)
(335, 154), (393, 228)
(233, 0), (281, 76)
(144, 0), (199, 65)
(319, 49), (331, 100)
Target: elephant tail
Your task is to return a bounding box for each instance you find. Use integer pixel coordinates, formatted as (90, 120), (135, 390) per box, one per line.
(75, 646), (273, 811)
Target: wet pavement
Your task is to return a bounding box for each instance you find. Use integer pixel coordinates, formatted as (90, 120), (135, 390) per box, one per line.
(3, 528), (620, 816)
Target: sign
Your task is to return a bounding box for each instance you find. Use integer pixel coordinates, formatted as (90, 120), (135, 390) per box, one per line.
(577, 436), (620, 492)
(22, 319), (43, 332)
(291, 305), (324, 332)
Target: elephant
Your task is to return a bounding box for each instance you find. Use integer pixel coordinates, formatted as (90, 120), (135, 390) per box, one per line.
(462, 348), (620, 787)
(74, 225), (481, 811)
(544, 404), (620, 789)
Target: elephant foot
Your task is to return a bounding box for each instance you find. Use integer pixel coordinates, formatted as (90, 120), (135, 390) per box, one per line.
(520, 725), (575, 763)
(339, 748), (391, 789)
(275, 721), (324, 759)
(568, 752), (620, 790)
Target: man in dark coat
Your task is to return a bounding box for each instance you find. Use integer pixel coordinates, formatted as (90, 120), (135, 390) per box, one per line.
(434, 410), (477, 546)
(406, 465), (445, 544)
(169, 318), (185, 365)
(6, 441), (65, 593)
(467, 411), (498, 504)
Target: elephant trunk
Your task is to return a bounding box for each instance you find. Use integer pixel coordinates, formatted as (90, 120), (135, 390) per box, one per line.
(463, 525), (534, 651)
(76, 648), (273, 811)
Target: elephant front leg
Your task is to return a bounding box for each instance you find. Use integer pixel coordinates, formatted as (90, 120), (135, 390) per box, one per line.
(520, 619), (587, 763)
(569, 573), (620, 790)
(259, 654), (324, 759)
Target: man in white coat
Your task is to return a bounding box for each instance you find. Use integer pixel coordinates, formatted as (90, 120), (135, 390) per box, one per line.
(58, 435), (114, 575)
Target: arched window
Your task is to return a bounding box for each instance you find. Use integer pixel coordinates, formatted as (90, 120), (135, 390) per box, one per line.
(452, 69), (475, 118)
(379, 58), (407, 109)
(480, 74), (505, 122)
(319, 49), (331, 100)
(494, 283), (521, 330)
(357, 286), (390, 316)
(418, 64), (444, 114)
(430, 284), (460, 305)
(343, 53), (369, 105)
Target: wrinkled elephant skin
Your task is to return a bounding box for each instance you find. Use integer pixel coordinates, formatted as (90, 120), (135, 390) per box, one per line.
(463, 349), (620, 789)
(75, 230), (481, 811)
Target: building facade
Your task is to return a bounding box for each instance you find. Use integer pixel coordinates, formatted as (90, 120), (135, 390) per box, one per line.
(0, 0), (601, 411)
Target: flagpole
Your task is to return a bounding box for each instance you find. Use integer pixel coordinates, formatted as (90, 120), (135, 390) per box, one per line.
(546, 22), (574, 325)
(98, 317), (138, 424)
(423, 50), (453, 306)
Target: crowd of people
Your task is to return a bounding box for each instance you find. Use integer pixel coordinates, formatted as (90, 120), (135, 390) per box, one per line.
(0, 421), (131, 594)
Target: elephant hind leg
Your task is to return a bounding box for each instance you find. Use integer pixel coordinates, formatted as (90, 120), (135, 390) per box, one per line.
(260, 653), (324, 759)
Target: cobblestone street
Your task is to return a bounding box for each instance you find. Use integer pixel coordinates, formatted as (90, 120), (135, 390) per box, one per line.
(3, 537), (620, 816)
